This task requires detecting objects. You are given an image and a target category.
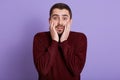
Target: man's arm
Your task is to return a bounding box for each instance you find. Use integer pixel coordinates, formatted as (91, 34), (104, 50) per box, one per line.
(60, 33), (87, 76)
(33, 21), (59, 76)
(33, 34), (58, 76)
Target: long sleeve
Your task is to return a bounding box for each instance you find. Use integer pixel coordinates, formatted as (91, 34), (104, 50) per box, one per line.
(33, 33), (58, 76)
(59, 33), (87, 76)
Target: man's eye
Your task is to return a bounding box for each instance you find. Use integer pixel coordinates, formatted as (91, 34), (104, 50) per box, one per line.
(63, 17), (68, 20)
(53, 17), (58, 20)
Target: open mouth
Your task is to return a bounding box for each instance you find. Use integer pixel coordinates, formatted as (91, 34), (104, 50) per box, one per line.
(56, 27), (64, 31)
(56, 25), (64, 29)
(56, 26), (64, 34)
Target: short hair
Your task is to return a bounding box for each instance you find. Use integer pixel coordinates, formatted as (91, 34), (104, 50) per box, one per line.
(49, 3), (72, 19)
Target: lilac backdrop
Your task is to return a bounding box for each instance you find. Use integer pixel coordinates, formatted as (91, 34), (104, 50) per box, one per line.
(0, 0), (120, 80)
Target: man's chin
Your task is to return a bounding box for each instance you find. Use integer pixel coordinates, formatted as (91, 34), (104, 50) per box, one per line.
(57, 32), (63, 35)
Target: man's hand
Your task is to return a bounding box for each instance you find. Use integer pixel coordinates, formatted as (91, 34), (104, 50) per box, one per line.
(49, 21), (59, 42)
(60, 21), (71, 42)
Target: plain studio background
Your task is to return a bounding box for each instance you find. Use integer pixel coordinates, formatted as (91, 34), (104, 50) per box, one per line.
(0, 0), (120, 80)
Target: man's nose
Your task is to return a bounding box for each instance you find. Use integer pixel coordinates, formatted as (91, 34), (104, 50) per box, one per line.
(58, 18), (62, 25)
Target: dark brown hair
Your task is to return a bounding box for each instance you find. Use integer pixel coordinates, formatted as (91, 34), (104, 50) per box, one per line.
(49, 3), (72, 19)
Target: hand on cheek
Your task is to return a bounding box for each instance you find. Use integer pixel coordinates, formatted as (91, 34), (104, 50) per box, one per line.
(60, 21), (71, 42)
(49, 21), (59, 42)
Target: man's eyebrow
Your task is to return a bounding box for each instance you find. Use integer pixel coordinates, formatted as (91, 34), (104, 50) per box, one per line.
(51, 14), (59, 17)
(62, 14), (69, 17)
(51, 14), (69, 17)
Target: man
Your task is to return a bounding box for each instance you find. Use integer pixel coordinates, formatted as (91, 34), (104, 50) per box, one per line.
(33, 3), (87, 80)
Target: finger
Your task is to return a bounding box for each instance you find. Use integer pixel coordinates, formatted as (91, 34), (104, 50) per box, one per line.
(63, 22), (70, 34)
(64, 22), (68, 31)
(52, 22), (56, 30)
(53, 22), (58, 31)
(50, 22), (54, 31)
(66, 21), (71, 30)
(52, 22), (57, 33)
(50, 22), (53, 29)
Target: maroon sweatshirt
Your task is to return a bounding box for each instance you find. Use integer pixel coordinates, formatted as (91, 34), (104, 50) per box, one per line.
(33, 31), (87, 80)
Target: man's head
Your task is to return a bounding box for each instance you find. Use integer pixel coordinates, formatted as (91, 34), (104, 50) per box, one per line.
(49, 3), (72, 34)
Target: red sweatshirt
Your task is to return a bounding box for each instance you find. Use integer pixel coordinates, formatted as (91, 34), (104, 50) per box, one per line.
(33, 31), (87, 80)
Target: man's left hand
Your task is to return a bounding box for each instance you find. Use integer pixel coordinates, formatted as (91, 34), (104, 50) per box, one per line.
(60, 21), (71, 42)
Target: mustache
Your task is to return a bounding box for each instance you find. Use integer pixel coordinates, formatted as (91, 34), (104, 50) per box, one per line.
(56, 24), (64, 27)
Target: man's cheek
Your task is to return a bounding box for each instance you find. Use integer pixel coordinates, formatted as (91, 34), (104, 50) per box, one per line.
(64, 21), (70, 26)
(63, 22), (67, 26)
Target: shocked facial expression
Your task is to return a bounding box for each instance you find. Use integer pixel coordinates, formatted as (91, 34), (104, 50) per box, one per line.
(49, 8), (72, 34)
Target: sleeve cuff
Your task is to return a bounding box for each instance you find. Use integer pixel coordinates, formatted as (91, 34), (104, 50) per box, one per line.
(51, 40), (59, 47)
(60, 40), (69, 47)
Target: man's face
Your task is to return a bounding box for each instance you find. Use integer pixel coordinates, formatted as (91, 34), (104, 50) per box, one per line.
(49, 8), (72, 34)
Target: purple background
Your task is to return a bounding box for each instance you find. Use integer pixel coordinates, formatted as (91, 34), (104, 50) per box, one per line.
(0, 0), (120, 80)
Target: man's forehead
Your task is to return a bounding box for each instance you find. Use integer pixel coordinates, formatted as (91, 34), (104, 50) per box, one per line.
(51, 8), (70, 17)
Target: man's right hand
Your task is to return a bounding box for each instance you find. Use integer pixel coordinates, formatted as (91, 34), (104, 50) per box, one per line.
(49, 21), (59, 42)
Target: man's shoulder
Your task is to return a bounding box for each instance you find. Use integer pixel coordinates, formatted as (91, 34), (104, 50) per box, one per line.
(69, 31), (87, 45)
(70, 31), (87, 39)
